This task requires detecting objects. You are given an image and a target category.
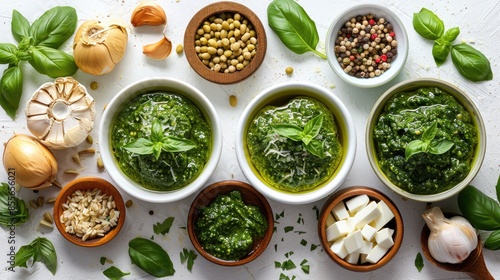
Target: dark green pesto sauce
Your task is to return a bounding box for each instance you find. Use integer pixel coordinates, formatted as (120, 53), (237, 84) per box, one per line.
(195, 190), (267, 260)
(374, 87), (477, 194)
(247, 97), (343, 192)
(111, 92), (211, 191)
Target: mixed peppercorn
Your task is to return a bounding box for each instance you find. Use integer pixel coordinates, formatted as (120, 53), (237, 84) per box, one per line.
(334, 14), (398, 78)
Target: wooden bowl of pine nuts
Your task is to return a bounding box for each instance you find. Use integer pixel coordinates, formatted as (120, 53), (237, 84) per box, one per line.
(53, 177), (126, 247)
(184, 2), (267, 84)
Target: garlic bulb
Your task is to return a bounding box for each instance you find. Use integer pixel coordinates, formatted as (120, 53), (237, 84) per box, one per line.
(3, 134), (58, 190)
(143, 35), (172, 60)
(73, 19), (128, 75)
(422, 207), (478, 264)
(131, 1), (167, 26)
(26, 77), (95, 149)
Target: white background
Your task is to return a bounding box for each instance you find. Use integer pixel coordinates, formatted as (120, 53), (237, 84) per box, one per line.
(1, 0), (499, 279)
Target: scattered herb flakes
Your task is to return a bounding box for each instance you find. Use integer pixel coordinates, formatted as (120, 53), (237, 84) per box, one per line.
(153, 217), (174, 235)
(312, 205), (319, 220)
(310, 244), (319, 251)
(300, 259), (310, 274)
(275, 210), (285, 223)
(275, 261), (281, 268)
(294, 231), (306, 235)
(179, 226), (186, 230)
(284, 226), (294, 233)
(415, 252), (424, 272)
(282, 259), (296, 270)
(279, 273), (297, 280)
(100, 257), (107, 265)
(274, 226), (277, 233)
(103, 266), (130, 280)
(296, 213), (304, 224)
(274, 244), (278, 252)
(180, 248), (197, 272)
(284, 251), (294, 258)
(300, 239), (307, 246)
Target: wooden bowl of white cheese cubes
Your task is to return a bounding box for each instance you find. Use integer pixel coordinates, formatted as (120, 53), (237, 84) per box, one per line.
(318, 186), (403, 271)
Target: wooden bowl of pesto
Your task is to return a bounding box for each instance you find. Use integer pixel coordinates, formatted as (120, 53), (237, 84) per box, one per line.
(366, 78), (486, 202)
(235, 82), (356, 204)
(184, 2), (267, 84)
(187, 180), (274, 266)
(98, 77), (223, 203)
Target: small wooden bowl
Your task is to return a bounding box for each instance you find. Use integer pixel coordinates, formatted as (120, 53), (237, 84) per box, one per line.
(53, 177), (126, 247)
(318, 186), (404, 272)
(187, 180), (274, 266)
(184, 2), (267, 84)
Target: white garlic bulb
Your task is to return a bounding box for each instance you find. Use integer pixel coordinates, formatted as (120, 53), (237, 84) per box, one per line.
(26, 77), (95, 149)
(422, 207), (478, 264)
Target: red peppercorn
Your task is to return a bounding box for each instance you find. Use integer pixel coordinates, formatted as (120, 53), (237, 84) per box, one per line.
(369, 19), (375, 25)
(349, 55), (355, 61)
(371, 33), (378, 40)
(375, 58), (381, 64)
(390, 31), (395, 37)
(381, 54), (387, 62)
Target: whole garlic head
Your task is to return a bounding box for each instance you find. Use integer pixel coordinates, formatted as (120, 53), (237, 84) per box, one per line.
(26, 77), (95, 149)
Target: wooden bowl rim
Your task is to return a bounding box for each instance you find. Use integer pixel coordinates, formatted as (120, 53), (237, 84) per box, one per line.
(187, 180), (274, 266)
(318, 186), (404, 272)
(183, 1), (267, 84)
(53, 177), (126, 247)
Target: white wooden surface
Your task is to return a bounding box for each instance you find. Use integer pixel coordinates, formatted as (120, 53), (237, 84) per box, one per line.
(0, 0), (499, 279)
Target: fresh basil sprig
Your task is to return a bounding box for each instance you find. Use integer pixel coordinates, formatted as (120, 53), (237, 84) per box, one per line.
(413, 8), (492, 82)
(128, 237), (175, 277)
(0, 182), (28, 226)
(124, 119), (196, 160)
(180, 248), (197, 272)
(405, 121), (454, 160)
(267, 0), (326, 59)
(0, 6), (78, 119)
(103, 266), (130, 280)
(15, 237), (57, 275)
(272, 113), (325, 158)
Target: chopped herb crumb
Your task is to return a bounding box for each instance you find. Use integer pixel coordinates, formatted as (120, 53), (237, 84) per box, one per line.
(284, 226), (294, 233)
(312, 205), (319, 220)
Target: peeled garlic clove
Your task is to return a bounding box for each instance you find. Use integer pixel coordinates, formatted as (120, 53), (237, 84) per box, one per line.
(143, 35), (172, 60)
(73, 19), (128, 75)
(2, 134), (58, 190)
(131, 1), (167, 27)
(26, 77), (95, 149)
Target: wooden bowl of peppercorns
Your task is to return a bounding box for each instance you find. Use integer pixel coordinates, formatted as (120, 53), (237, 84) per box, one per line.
(325, 4), (408, 88)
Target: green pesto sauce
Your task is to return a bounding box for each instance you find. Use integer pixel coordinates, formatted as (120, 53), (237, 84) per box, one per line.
(111, 92), (211, 191)
(247, 97), (343, 192)
(374, 87), (477, 194)
(195, 190), (268, 261)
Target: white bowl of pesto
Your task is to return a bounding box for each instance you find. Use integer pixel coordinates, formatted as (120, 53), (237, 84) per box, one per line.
(99, 77), (222, 203)
(366, 78), (486, 202)
(236, 82), (356, 204)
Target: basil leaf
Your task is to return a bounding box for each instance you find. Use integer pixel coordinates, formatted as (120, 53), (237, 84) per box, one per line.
(405, 140), (425, 160)
(451, 43), (493, 82)
(103, 266), (130, 280)
(458, 185), (500, 230)
(484, 230), (500, 250)
(180, 248), (197, 272)
(153, 217), (174, 235)
(162, 136), (197, 152)
(429, 139), (454, 155)
(150, 119), (164, 142)
(152, 143), (163, 160)
(303, 113), (323, 140)
(442, 27), (460, 42)
(0, 182), (28, 226)
(412, 8), (444, 40)
(128, 237), (175, 278)
(272, 124), (304, 142)
(432, 39), (451, 66)
(0, 66), (23, 119)
(11, 10), (31, 43)
(267, 0), (326, 59)
(29, 46), (78, 78)
(0, 43), (19, 65)
(415, 252), (424, 272)
(422, 122), (437, 142)
(124, 138), (155, 155)
(15, 237), (57, 275)
(305, 139), (324, 158)
(29, 6), (77, 48)
(496, 174), (500, 202)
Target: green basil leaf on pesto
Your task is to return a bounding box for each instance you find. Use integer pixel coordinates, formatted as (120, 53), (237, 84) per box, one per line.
(124, 138), (155, 155)
(429, 139), (454, 155)
(151, 119), (164, 142)
(412, 8), (444, 40)
(422, 121), (437, 141)
(305, 139), (324, 158)
(405, 121), (453, 160)
(272, 124), (304, 141)
(303, 113), (323, 139)
(161, 136), (197, 152)
(272, 113), (324, 157)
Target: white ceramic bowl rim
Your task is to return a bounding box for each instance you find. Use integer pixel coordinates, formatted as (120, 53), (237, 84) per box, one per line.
(236, 82), (356, 204)
(365, 78), (487, 202)
(98, 77), (222, 203)
(325, 3), (409, 88)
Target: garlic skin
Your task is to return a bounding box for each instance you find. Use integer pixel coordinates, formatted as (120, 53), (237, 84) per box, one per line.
(73, 19), (128, 75)
(143, 35), (172, 60)
(26, 77), (95, 149)
(131, 2), (167, 27)
(422, 207), (478, 264)
(3, 134), (58, 190)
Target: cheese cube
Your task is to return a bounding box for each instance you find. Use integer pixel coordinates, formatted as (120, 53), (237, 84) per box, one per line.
(345, 217), (356, 235)
(330, 238), (348, 259)
(344, 252), (360, 264)
(371, 200), (395, 230)
(326, 220), (348, 241)
(326, 212), (336, 227)
(366, 244), (389, 264)
(353, 201), (381, 230)
(332, 201), (350, 221)
(375, 228), (394, 248)
(361, 224), (377, 241)
(345, 194), (369, 214)
(354, 240), (373, 255)
(343, 229), (364, 254)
